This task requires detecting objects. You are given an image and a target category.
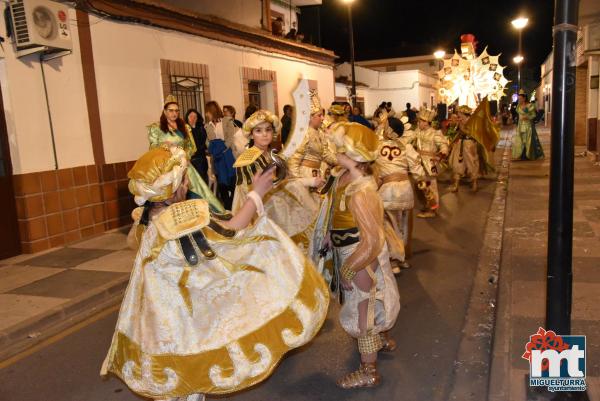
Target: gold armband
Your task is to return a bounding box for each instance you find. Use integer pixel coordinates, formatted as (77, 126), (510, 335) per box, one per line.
(340, 265), (356, 281)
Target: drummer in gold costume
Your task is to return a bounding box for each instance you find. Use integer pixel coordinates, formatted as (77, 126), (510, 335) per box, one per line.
(102, 146), (328, 401)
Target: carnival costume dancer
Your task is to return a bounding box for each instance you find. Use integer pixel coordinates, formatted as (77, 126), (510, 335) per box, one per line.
(449, 100), (499, 192)
(287, 91), (337, 181)
(449, 106), (480, 192)
(329, 104), (349, 124)
(315, 122), (400, 389)
(512, 90), (544, 161)
(148, 95), (224, 213)
(375, 117), (425, 270)
(232, 110), (321, 250)
(101, 146), (329, 401)
(400, 109), (449, 218)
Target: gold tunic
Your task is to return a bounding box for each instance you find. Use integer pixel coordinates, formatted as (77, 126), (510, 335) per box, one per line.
(287, 127), (337, 179)
(400, 127), (449, 176)
(375, 140), (425, 210)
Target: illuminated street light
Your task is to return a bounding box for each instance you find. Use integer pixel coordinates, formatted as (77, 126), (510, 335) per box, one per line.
(511, 16), (528, 90)
(511, 17), (529, 29)
(341, 0), (355, 3)
(433, 50), (446, 59)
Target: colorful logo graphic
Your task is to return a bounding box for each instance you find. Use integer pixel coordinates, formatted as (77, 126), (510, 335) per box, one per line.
(522, 327), (586, 392)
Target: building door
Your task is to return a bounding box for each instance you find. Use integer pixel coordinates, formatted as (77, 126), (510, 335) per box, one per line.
(0, 85), (21, 259)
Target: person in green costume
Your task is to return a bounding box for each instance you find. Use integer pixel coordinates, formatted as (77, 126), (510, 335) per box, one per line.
(511, 90), (544, 161)
(147, 95), (225, 213)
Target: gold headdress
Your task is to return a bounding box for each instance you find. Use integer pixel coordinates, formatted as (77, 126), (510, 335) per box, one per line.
(242, 109), (281, 134)
(518, 88), (527, 95)
(164, 94), (178, 107)
(457, 105), (473, 115)
(331, 122), (380, 162)
(417, 108), (436, 123)
(309, 89), (322, 115)
(329, 104), (347, 116)
(321, 114), (336, 131)
(127, 146), (188, 206)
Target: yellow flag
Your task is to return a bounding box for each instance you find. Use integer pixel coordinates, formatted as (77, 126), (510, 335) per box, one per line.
(463, 97), (500, 152)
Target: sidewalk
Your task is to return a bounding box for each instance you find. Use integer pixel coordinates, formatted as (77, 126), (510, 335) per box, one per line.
(489, 127), (600, 400)
(0, 227), (135, 361)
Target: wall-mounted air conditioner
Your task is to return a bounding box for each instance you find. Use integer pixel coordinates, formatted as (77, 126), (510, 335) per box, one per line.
(8, 0), (73, 58)
(582, 23), (600, 53)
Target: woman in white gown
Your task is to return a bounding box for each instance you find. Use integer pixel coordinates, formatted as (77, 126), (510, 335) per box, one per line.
(101, 145), (329, 401)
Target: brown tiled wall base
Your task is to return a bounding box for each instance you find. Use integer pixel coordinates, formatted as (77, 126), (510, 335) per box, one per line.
(13, 162), (137, 253)
(575, 66), (587, 147)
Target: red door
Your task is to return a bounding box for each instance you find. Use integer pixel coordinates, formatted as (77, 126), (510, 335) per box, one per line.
(0, 85), (21, 258)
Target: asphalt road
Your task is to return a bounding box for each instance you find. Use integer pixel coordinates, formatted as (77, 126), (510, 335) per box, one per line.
(0, 167), (497, 401)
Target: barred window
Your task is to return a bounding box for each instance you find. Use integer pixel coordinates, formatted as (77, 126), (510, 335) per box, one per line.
(248, 80), (262, 109)
(170, 76), (205, 116)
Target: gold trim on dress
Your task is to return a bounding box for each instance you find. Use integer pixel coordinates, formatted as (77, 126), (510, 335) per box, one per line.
(106, 260), (329, 397)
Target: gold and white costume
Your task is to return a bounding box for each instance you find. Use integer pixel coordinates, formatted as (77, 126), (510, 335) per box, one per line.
(231, 146), (320, 251)
(287, 126), (337, 179)
(449, 132), (480, 180)
(313, 123), (400, 342)
(376, 140), (424, 211)
(102, 147), (329, 400)
(400, 114), (448, 208)
(400, 127), (448, 178)
(375, 139), (425, 258)
(329, 175), (400, 337)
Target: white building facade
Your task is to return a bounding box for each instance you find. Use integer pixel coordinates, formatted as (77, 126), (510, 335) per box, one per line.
(0, 0), (334, 257)
(334, 59), (440, 116)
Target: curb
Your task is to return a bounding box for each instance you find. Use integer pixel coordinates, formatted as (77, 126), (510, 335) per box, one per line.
(0, 275), (128, 362)
(447, 129), (511, 400)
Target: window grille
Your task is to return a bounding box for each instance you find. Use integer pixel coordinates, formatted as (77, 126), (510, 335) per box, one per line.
(170, 75), (205, 116)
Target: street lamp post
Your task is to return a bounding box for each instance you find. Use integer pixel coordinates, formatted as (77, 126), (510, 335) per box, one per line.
(511, 17), (528, 90)
(547, 0), (579, 336)
(342, 0), (357, 107)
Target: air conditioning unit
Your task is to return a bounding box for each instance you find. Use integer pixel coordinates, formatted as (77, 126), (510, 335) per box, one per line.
(9, 0), (73, 57)
(582, 23), (600, 53)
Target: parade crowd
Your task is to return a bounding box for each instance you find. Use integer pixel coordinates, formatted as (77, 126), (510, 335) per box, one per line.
(99, 87), (542, 401)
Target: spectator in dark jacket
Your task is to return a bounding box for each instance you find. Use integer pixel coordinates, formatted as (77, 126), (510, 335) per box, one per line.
(280, 104), (293, 145)
(405, 102), (417, 124)
(348, 106), (372, 129)
(185, 108), (209, 184)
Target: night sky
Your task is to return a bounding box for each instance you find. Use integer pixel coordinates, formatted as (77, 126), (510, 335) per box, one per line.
(318, 0), (554, 81)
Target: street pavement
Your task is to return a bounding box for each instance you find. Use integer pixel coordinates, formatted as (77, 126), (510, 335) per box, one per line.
(0, 137), (500, 401)
(489, 128), (600, 401)
(9, 126), (598, 401)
